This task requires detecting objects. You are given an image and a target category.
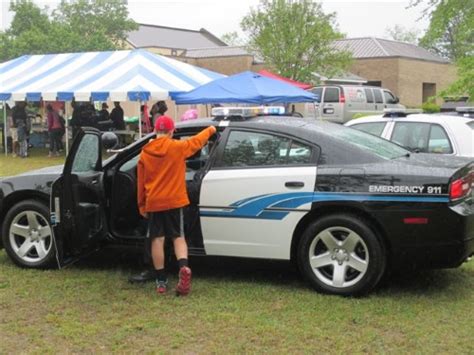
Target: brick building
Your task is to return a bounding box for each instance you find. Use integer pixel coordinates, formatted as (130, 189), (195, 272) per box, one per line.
(127, 24), (457, 108)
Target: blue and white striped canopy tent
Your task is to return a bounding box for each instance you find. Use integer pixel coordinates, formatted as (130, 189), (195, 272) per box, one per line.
(0, 49), (224, 102)
(0, 49), (224, 155)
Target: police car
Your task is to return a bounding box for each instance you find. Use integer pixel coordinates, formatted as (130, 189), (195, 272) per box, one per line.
(345, 108), (474, 157)
(1, 107), (473, 296)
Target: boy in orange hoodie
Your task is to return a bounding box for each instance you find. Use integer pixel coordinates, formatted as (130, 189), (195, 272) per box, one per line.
(137, 115), (216, 295)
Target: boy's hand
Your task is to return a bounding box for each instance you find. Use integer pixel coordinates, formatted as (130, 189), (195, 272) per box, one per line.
(209, 126), (217, 135)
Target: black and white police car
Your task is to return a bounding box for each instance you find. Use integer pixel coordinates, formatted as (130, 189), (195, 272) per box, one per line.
(0, 106), (473, 295)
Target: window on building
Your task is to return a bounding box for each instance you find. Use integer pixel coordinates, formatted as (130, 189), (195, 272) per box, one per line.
(366, 81), (382, 87)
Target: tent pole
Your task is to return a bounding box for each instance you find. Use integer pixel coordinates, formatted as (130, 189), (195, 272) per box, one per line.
(65, 102), (69, 155)
(138, 100), (142, 139)
(3, 101), (7, 156)
(174, 102), (178, 122)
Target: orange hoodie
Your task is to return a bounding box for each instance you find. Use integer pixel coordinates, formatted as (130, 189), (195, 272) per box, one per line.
(137, 126), (216, 215)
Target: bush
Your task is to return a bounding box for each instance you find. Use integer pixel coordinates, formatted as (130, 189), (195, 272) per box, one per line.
(421, 102), (441, 113)
(351, 113), (379, 119)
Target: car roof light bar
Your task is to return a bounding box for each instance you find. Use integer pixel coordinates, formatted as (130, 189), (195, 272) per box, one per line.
(455, 107), (474, 113)
(383, 108), (422, 118)
(211, 106), (286, 119)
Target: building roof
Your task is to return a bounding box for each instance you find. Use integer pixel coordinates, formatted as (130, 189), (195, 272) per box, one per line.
(127, 24), (227, 50)
(314, 71), (367, 84)
(333, 37), (449, 63)
(184, 46), (251, 58)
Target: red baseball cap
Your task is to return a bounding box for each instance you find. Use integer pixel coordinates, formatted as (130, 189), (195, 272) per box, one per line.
(154, 115), (175, 132)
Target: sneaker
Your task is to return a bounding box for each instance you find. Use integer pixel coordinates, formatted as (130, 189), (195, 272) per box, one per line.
(156, 279), (168, 294)
(176, 266), (192, 296)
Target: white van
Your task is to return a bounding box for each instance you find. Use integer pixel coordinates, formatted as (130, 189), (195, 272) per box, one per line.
(305, 85), (405, 123)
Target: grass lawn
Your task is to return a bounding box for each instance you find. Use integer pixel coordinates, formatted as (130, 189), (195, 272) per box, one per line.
(1, 148), (473, 353)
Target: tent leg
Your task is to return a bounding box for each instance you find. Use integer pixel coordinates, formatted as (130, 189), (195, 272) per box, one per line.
(174, 104), (178, 121)
(3, 101), (7, 156)
(138, 101), (142, 139)
(65, 103), (69, 155)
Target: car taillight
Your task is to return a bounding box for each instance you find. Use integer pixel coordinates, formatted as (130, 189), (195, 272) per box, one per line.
(339, 94), (345, 103)
(450, 171), (473, 201)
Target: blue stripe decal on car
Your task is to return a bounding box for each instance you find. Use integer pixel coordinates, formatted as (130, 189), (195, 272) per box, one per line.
(199, 192), (449, 220)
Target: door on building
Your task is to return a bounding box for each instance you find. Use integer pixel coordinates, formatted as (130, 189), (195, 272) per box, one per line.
(422, 83), (436, 103)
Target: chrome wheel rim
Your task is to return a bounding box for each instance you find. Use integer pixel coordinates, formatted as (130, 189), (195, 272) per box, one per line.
(9, 211), (52, 263)
(309, 226), (369, 288)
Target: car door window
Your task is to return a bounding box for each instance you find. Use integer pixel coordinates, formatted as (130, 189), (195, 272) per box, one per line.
(428, 124), (453, 154)
(383, 91), (396, 104)
(373, 89), (383, 104)
(323, 87), (340, 103)
(220, 131), (294, 167)
(364, 88), (374, 103)
(71, 134), (100, 173)
(351, 122), (386, 136)
(391, 122), (430, 152)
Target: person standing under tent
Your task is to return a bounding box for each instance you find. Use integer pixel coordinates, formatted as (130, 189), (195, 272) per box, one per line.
(46, 104), (63, 157)
(110, 102), (125, 130)
(149, 101), (168, 127)
(137, 115), (216, 295)
(12, 102), (28, 158)
(98, 103), (110, 122)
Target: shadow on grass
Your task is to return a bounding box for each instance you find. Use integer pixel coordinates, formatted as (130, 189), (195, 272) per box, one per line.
(62, 246), (474, 298)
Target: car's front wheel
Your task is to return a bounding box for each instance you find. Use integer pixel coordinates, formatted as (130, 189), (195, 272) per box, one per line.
(298, 214), (386, 296)
(2, 200), (56, 268)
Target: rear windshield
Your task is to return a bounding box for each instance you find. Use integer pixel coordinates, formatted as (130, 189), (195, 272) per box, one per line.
(332, 125), (410, 160)
(467, 121), (474, 130)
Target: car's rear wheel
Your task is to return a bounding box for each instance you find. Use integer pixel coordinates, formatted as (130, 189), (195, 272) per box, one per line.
(2, 200), (56, 268)
(297, 214), (385, 296)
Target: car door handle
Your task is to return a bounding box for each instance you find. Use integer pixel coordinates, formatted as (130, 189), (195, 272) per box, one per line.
(285, 181), (305, 188)
(91, 179), (98, 185)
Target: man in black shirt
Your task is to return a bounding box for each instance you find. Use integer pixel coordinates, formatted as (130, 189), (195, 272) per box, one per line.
(110, 102), (125, 130)
(12, 102), (28, 158)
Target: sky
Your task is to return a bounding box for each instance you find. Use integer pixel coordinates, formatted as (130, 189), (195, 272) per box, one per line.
(0, 0), (429, 39)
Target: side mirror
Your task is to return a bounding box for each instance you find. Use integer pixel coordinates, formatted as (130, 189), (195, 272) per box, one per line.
(102, 132), (119, 150)
(394, 97), (400, 104)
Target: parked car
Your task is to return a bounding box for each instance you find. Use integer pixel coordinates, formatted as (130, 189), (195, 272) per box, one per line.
(345, 108), (474, 157)
(1, 109), (473, 296)
(306, 85), (405, 123)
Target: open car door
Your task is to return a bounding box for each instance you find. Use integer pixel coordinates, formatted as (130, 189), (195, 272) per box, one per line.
(51, 128), (107, 264)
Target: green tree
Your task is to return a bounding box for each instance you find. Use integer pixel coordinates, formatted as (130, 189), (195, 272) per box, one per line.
(0, 0), (137, 62)
(412, 0), (473, 98)
(241, 0), (351, 82)
(385, 24), (420, 44)
(414, 0), (473, 60)
(220, 31), (246, 46)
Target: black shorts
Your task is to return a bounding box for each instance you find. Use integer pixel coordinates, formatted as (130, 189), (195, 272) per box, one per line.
(147, 208), (184, 239)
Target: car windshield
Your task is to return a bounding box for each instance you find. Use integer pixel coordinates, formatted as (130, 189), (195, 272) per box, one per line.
(332, 125), (410, 159)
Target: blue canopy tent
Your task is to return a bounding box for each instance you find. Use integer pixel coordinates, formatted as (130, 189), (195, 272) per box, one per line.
(173, 71), (316, 104)
(0, 49), (224, 154)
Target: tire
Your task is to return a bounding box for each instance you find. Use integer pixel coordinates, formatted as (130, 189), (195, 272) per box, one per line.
(297, 214), (385, 296)
(2, 200), (56, 268)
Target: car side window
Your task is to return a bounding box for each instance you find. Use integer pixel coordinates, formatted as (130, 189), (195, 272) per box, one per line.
(383, 91), (396, 104)
(71, 134), (100, 173)
(351, 122), (386, 136)
(220, 131), (289, 167)
(287, 141), (312, 164)
(323, 87), (339, 103)
(391, 122), (431, 152)
(428, 124), (453, 154)
(373, 89), (383, 104)
(312, 87), (323, 103)
(364, 88), (374, 103)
